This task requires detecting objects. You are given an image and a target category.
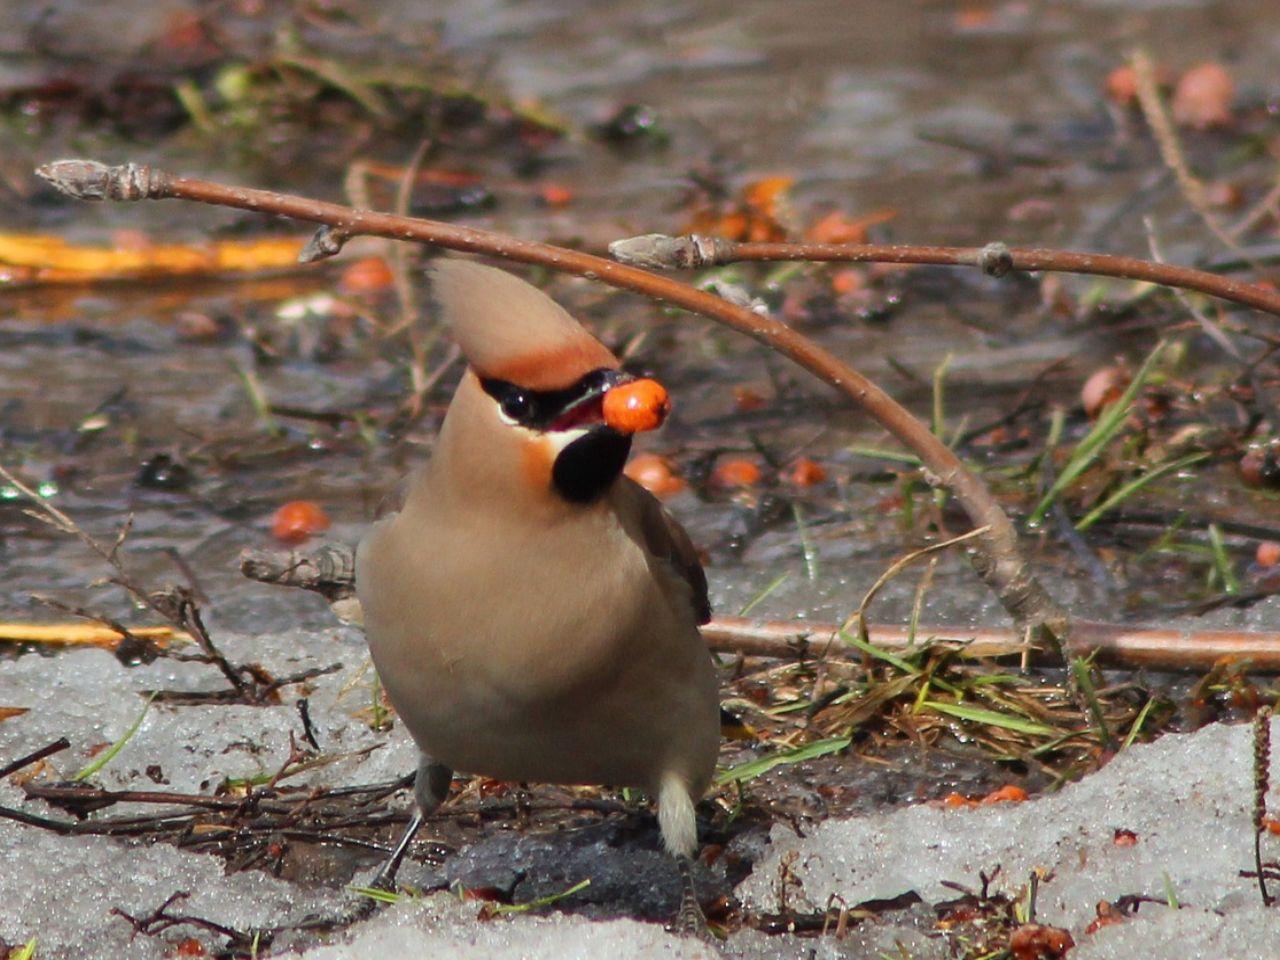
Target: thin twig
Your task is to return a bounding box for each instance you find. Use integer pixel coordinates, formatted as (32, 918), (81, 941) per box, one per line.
(0, 737), (70, 780)
(1, 460), (298, 704)
(34, 159), (1066, 642)
(607, 234), (1280, 317)
(1254, 706), (1273, 907)
(1231, 177), (1280, 241)
(702, 616), (1280, 672)
(1129, 48), (1250, 263)
(239, 542), (1280, 673)
(1143, 215), (1241, 360)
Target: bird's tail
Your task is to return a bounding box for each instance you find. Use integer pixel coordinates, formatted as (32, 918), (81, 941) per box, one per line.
(657, 770), (698, 859)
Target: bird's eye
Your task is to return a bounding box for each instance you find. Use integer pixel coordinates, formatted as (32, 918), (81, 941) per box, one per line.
(501, 390), (532, 421)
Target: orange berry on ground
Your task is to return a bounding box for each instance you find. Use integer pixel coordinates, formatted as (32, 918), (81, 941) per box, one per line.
(732, 386), (767, 412)
(338, 256), (394, 294)
(1085, 900), (1127, 935)
(1009, 923), (1074, 960)
(624, 453), (686, 498)
(980, 784), (1028, 804)
(711, 457), (762, 488)
(602, 378), (671, 434)
(941, 792), (977, 808)
(1262, 816), (1280, 836)
(785, 457), (828, 486)
(1112, 828), (1139, 846)
(830, 268), (865, 296)
(807, 211), (869, 246)
(1081, 366), (1130, 418)
(742, 175), (794, 217)
(538, 183), (574, 206)
(1172, 62), (1235, 130)
(952, 5), (995, 30)
(272, 500), (331, 543)
(1256, 541), (1280, 567)
(1105, 65), (1139, 105)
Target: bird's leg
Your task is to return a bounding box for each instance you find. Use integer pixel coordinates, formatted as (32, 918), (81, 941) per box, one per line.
(369, 753), (453, 892)
(657, 771), (712, 938)
(667, 853), (712, 939)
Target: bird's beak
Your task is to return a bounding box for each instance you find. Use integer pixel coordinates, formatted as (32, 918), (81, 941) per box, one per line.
(547, 370), (633, 432)
(550, 371), (673, 435)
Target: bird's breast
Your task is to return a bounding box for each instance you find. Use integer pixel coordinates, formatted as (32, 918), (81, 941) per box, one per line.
(359, 501), (650, 710)
(355, 495), (715, 789)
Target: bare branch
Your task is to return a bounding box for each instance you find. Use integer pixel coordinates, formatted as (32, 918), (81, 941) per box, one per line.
(241, 543), (1280, 673)
(34, 158), (1066, 640)
(608, 232), (1280, 318)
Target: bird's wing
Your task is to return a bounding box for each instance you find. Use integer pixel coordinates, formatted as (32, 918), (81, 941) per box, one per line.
(618, 476), (712, 625)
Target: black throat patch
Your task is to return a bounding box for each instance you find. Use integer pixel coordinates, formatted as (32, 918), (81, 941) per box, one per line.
(552, 427), (632, 504)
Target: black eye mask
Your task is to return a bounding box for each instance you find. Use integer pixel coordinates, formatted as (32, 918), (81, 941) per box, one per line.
(479, 368), (627, 432)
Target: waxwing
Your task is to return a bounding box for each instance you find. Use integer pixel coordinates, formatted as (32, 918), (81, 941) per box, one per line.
(355, 259), (720, 928)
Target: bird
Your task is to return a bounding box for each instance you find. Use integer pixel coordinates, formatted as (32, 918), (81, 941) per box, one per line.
(354, 259), (720, 929)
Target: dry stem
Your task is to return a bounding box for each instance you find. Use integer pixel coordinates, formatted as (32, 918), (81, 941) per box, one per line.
(704, 616), (1280, 672)
(0, 458), (302, 702)
(36, 158), (1066, 642)
(240, 543), (1280, 673)
(608, 234), (1280, 317)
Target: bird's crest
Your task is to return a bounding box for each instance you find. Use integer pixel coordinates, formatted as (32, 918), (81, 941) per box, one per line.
(428, 260), (618, 390)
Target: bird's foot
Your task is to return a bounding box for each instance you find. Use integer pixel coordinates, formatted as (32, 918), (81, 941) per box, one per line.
(666, 897), (713, 942)
(665, 856), (716, 942)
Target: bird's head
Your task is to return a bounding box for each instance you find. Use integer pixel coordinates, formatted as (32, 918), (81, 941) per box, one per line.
(426, 260), (670, 507)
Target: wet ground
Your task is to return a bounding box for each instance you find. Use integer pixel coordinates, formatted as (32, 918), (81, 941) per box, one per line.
(3, 0), (1280, 955)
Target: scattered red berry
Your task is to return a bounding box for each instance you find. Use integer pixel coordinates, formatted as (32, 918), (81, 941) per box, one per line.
(980, 784), (1029, 805)
(338, 256), (394, 294)
(271, 500), (331, 543)
(624, 453), (686, 498)
(711, 457), (762, 489)
(1172, 62), (1235, 130)
(785, 457), (828, 487)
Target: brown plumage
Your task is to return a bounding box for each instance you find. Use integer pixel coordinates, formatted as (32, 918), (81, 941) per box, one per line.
(355, 260), (719, 918)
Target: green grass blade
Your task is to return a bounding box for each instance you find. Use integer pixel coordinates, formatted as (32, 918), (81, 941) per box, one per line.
(1122, 696), (1159, 751)
(73, 692), (157, 782)
(1030, 340), (1167, 526)
(839, 629), (919, 676)
(792, 503), (819, 582)
(932, 354), (953, 440)
(922, 700), (1056, 737)
(12, 938), (36, 960)
(715, 737), (851, 787)
(1075, 452), (1210, 532)
(1207, 522), (1239, 595)
(1070, 657), (1115, 751)
(350, 885), (407, 904)
(1162, 871), (1180, 909)
(846, 445), (922, 466)
(738, 571), (791, 616)
(490, 878), (592, 915)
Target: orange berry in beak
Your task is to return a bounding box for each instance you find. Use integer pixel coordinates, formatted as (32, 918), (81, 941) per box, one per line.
(603, 378), (671, 434)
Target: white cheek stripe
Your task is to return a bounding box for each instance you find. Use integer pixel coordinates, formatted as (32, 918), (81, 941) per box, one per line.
(545, 427), (590, 454)
(488, 396), (590, 453)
